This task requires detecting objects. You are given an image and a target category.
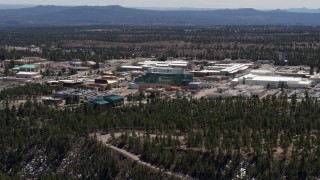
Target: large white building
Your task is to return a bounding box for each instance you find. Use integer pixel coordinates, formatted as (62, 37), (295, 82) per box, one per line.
(191, 63), (250, 77)
(120, 66), (144, 71)
(232, 74), (313, 89)
(137, 60), (189, 69)
(146, 67), (189, 74)
(120, 60), (190, 72)
(16, 71), (42, 79)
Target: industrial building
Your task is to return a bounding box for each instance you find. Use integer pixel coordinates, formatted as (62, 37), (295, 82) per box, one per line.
(132, 67), (193, 89)
(275, 70), (309, 78)
(120, 66), (144, 71)
(16, 71), (42, 79)
(58, 80), (83, 87)
(90, 94), (124, 107)
(191, 63), (250, 77)
(137, 60), (190, 69)
(91, 99), (111, 107)
(103, 94), (125, 106)
(232, 74), (313, 89)
(120, 60), (190, 72)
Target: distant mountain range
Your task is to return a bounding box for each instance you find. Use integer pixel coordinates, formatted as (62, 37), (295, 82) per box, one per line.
(1, 5), (320, 26)
(0, 4), (35, 9)
(284, 8), (320, 13)
(135, 7), (320, 13)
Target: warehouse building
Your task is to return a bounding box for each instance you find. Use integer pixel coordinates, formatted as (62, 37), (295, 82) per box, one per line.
(103, 94), (124, 106)
(90, 94), (124, 107)
(232, 74), (313, 89)
(191, 63), (249, 77)
(16, 71), (42, 79)
(120, 60), (190, 72)
(120, 66), (144, 71)
(91, 99), (111, 107)
(137, 60), (190, 69)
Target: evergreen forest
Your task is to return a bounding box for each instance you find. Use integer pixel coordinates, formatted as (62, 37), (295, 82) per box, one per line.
(1, 85), (320, 179)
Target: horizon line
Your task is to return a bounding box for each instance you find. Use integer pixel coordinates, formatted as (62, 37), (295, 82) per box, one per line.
(0, 4), (319, 10)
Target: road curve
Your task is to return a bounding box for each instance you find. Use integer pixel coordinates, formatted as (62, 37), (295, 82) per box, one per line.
(96, 133), (192, 180)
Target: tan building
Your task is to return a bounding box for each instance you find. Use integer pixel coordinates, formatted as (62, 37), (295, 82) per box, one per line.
(16, 72), (41, 79)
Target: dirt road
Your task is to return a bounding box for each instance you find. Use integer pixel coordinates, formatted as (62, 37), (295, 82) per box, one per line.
(96, 133), (192, 180)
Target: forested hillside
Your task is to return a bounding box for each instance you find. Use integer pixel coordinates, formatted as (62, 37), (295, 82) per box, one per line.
(1, 26), (320, 67)
(0, 86), (173, 179)
(2, 85), (320, 178)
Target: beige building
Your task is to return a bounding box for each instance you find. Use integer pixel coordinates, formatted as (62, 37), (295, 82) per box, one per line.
(16, 72), (42, 79)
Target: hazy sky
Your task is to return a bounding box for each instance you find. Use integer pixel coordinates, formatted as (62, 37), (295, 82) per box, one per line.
(2, 0), (320, 9)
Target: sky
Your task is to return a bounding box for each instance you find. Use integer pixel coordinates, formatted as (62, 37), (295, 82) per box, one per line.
(1, 0), (320, 9)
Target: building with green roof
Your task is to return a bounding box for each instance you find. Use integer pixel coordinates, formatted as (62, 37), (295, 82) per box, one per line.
(12, 64), (39, 72)
(103, 95), (124, 106)
(90, 95), (124, 108)
(134, 67), (193, 86)
(91, 99), (111, 108)
(20, 64), (39, 71)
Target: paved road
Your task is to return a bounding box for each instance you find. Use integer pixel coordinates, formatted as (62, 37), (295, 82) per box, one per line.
(96, 134), (192, 180)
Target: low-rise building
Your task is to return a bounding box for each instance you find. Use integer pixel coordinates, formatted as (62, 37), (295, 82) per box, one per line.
(58, 80), (83, 87)
(103, 94), (125, 106)
(16, 71), (41, 79)
(191, 63), (250, 77)
(120, 66), (144, 71)
(12, 64), (40, 72)
(232, 74), (313, 89)
(134, 67), (193, 87)
(91, 99), (111, 107)
(137, 60), (190, 69)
